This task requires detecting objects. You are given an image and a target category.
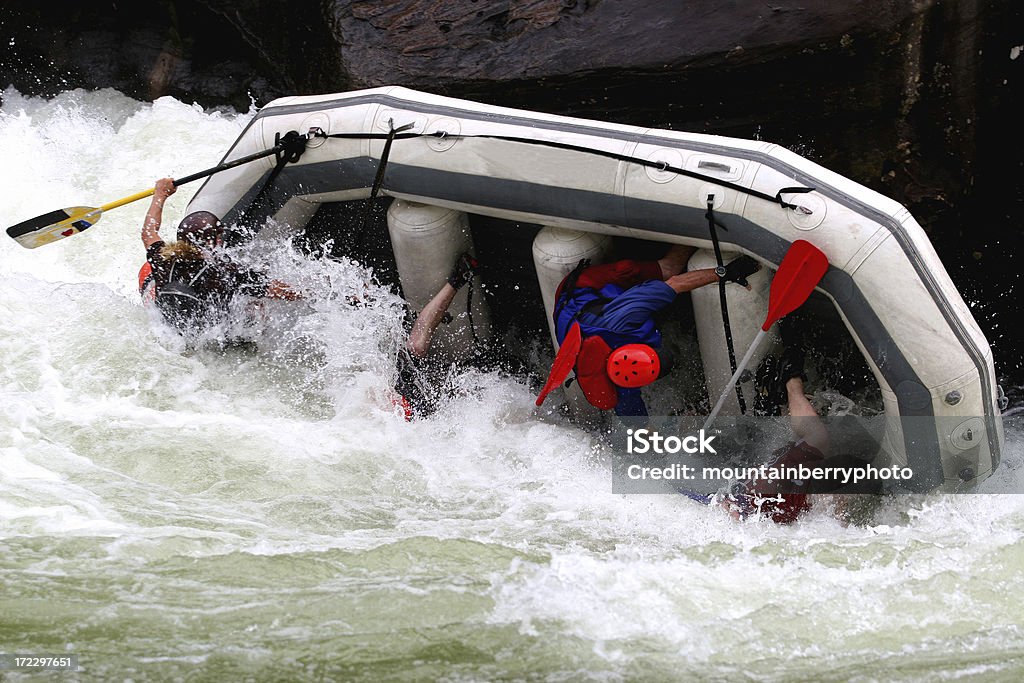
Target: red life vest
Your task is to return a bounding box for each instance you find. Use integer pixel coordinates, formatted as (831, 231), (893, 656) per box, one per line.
(535, 322), (621, 410)
(138, 262), (156, 302)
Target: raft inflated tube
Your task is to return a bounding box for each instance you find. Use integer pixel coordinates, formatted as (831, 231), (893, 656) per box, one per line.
(532, 227), (612, 347)
(182, 86), (1003, 492)
(387, 199), (491, 360)
(532, 227), (612, 420)
(689, 248), (779, 417)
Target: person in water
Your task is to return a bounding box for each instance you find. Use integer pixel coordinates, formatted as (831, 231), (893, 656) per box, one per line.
(718, 341), (828, 523)
(139, 178), (299, 332)
(721, 325), (881, 524)
(538, 245), (760, 417)
(393, 252), (487, 418)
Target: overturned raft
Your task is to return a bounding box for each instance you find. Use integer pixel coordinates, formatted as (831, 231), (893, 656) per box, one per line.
(185, 86), (1003, 493)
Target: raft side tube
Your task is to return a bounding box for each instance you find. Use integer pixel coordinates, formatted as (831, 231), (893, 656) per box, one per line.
(181, 86), (1002, 492)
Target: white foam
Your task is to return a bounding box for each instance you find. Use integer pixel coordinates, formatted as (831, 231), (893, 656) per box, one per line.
(2, 87), (1023, 677)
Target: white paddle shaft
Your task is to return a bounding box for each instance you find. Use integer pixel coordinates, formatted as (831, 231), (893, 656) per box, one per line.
(703, 328), (768, 431)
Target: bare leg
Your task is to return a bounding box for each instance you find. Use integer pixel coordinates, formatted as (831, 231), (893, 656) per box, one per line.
(407, 283), (458, 358)
(658, 244), (697, 279)
(786, 377), (829, 454)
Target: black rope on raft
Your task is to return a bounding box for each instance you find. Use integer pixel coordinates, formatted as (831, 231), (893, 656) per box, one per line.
(465, 272), (480, 347)
(314, 129), (815, 212)
(232, 130), (309, 239)
(354, 119), (416, 254)
(706, 196), (746, 415)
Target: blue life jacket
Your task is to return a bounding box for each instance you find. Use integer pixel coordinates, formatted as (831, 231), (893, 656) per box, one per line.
(554, 283), (662, 349)
(549, 264), (662, 419)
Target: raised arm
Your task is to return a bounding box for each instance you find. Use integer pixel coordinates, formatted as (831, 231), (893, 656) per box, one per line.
(141, 178), (177, 249)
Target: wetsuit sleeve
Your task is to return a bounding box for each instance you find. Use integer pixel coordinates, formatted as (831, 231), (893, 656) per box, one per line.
(146, 240), (165, 260)
(394, 350), (438, 418)
(145, 240), (170, 283)
(228, 266), (271, 296)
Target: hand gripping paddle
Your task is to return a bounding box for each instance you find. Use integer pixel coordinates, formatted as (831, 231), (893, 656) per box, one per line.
(703, 240), (829, 430)
(5, 137), (303, 249)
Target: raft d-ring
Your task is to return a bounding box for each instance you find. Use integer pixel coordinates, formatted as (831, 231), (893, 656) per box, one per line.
(949, 417), (985, 451)
(698, 184), (726, 210)
(787, 192), (827, 230)
(426, 118), (460, 151)
(300, 113), (331, 148)
(644, 148), (684, 183)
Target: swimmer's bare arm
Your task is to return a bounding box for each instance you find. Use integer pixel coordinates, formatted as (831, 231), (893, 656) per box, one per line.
(785, 377), (829, 454)
(142, 178), (176, 249)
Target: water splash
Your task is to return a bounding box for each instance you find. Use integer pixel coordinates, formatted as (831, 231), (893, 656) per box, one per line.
(2, 88), (1024, 680)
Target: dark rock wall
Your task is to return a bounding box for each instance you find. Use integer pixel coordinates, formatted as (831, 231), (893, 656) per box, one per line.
(1, 0), (1021, 383)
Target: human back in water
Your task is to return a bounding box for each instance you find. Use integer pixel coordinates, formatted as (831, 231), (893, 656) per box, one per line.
(139, 178), (301, 334)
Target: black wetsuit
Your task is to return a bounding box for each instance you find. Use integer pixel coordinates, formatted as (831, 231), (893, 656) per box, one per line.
(146, 240), (271, 329)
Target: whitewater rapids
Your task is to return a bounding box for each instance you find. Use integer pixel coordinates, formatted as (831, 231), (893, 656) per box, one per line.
(1, 88), (1022, 681)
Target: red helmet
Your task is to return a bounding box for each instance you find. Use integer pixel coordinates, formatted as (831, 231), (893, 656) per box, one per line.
(606, 344), (661, 388)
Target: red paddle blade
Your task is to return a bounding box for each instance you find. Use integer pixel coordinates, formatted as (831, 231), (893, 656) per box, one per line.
(762, 240), (829, 331)
(536, 322), (583, 406)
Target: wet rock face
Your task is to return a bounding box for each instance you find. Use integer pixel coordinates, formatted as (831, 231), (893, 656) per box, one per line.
(0, 1), (281, 107)
(326, 0), (914, 87)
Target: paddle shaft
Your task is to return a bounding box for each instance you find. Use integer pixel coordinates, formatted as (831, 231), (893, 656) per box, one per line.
(678, 489), (715, 505)
(702, 240), (829, 430)
(100, 188), (157, 213)
(100, 144), (287, 213)
(703, 328), (768, 431)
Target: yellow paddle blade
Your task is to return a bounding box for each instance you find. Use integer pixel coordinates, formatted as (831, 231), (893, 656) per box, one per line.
(6, 206), (104, 249)
(6, 140), (289, 249)
(6, 188), (154, 249)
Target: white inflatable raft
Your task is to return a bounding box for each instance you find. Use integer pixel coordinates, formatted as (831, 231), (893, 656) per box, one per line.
(185, 86), (1003, 493)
